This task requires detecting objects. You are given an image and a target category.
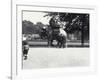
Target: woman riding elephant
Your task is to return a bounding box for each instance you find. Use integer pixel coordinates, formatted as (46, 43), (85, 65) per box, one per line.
(57, 28), (67, 48)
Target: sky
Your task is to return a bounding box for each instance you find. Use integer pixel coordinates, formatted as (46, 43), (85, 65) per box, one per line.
(23, 11), (51, 25)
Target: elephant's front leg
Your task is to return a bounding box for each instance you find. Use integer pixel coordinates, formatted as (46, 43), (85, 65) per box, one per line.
(48, 39), (53, 47)
(48, 39), (51, 47)
(62, 37), (67, 48)
(56, 41), (60, 48)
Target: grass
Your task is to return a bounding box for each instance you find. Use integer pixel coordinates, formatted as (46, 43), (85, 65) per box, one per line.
(27, 40), (89, 48)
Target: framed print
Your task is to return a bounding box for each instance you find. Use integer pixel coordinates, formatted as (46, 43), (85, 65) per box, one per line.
(11, 1), (97, 80)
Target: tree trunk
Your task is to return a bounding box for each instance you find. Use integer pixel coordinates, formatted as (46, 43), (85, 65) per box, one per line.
(81, 25), (84, 47)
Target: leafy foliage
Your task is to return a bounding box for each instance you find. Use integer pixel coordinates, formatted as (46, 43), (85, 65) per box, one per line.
(22, 20), (48, 34)
(44, 12), (89, 40)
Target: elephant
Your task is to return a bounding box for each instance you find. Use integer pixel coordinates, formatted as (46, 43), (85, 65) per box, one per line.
(47, 27), (67, 48)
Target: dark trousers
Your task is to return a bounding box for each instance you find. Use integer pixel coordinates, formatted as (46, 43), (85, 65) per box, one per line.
(23, 50), (28, 56)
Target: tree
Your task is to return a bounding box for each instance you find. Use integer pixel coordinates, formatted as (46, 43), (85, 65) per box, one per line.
(22, 20), (34, 34)
(22, 20), (48, 35)
(44, 12), (89, 46)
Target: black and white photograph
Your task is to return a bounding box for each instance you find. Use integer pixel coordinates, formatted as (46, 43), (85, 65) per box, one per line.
(10, 1), (97, 79)
(22, 11), (90, 69)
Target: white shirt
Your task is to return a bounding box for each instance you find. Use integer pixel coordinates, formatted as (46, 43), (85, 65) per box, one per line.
(59, 28), (67, 36)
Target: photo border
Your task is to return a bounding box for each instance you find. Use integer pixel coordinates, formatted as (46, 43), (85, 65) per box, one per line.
(11, 2), (97, 80)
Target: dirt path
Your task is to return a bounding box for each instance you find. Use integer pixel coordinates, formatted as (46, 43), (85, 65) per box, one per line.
(23, 48), (89, 69)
